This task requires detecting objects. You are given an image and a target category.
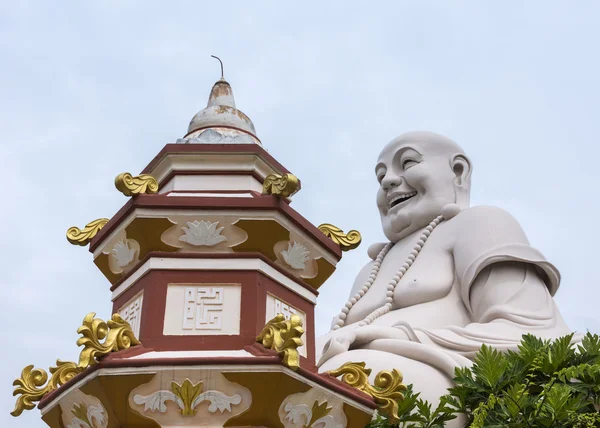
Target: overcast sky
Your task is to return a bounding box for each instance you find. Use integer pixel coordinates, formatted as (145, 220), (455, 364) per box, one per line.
(2, 2), (599, 426)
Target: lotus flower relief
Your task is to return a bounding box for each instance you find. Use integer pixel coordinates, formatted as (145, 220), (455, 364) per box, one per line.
(179, 220), (228, 247)
(111, 240), (136, 267)
(281, 241), (311, 270)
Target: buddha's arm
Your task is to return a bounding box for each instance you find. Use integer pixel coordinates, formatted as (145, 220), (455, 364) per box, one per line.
(414, 261), (569, 357)
(413, 206), (570, 357)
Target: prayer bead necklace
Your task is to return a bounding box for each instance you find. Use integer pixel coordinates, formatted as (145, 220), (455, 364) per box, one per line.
(331, 204), (460, 330)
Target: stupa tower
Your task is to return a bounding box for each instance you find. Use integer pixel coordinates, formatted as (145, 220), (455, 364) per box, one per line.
(11, 64), (408, 427)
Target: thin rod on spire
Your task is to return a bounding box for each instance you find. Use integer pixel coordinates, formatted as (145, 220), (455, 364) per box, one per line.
(211, 55), (224, 79)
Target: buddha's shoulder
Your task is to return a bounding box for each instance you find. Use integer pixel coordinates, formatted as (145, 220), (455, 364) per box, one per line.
(443, 205), (525, 236)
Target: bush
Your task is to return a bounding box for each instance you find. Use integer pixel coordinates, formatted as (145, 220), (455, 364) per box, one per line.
(367, 332), (600, 428)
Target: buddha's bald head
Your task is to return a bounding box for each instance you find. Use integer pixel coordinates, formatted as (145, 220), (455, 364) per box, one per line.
(375, 131), (472, 242)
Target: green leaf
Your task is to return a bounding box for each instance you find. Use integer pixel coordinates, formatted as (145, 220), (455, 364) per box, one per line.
(471, 344), (508, 390)
(365, 333), (600, 428)
(547, 333), (575, 373)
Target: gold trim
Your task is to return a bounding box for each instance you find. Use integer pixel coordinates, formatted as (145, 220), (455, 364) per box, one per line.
(115, 172), (159, 196)
(76, 312), (141, 368)
(262, 173), (300, 198)
(66, 218), (109, 246)
(328, 361), (407, 423)
(256, 314), (304, 370)
(11, 362), (81, 417)
(11, 313), (141, 417)
(317, 223), (362, 251)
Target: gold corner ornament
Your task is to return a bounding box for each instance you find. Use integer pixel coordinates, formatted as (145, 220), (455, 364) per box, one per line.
(318, 224), (362, 251)
(327, 361), (407, 423)
(75, 312), (141, 368)
(115, 172), (159, 196)
(262, 173), (300, 198)
(256, 313), (304, 370)
(66, 218), (109, 246)
(11, 313), (141, 417)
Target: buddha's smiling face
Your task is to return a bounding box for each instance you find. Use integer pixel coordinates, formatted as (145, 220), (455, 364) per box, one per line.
(376, 132), (470, 242)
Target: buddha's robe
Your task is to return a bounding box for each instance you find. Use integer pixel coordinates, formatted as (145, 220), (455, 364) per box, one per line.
(317, 206), (573, 404)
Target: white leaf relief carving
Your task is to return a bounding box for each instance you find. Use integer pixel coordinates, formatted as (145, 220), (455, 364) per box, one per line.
(179, 220), (228, 246)
(111, 239), (136, 267)
(133, 390), (241, 414)
(66, 403), (108, 428)
(87, 404), (108, 428)
(283, 402), (342, 428)
(284, 402), (311, 424)
(66, 419), (88, 428)
(281, 242), (310, 270)
(133, 391), (182, 413)
(194, 391), (243, 413)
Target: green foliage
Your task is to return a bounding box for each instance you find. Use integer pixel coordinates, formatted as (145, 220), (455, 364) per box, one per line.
(365, 332), (600, 428)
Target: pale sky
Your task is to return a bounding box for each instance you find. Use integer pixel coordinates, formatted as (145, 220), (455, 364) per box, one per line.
(1, 2), (599, 426)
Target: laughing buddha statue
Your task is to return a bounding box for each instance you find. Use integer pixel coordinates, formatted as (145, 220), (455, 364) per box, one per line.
(317, 131), (573, 407)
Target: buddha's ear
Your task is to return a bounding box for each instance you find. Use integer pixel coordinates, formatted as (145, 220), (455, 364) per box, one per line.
(450, 154), (472, 188)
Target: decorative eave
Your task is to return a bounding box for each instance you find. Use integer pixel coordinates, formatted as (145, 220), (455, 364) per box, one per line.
(141, 143), (294, 184)
(37, 347), (377, 413)
(88, 193), (342, 259)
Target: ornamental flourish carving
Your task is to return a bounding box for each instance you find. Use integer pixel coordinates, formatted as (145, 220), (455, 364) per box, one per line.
(281, 241), (311, 270)
(256, 314), (304, 370)
(114, 172), (159, 196)
(262, 173), (300, 198)
(11, 313), (141, 417)
(132, 379), (242, 416)
(66, 218), (109, 246)
(327, 361), (407, 423)
(318, 223), (362, 251)
(111, 239), (136, 267)
(283, 400), (338, 428)
(67, 402), (108, 428)
(179, 220), (228, 246)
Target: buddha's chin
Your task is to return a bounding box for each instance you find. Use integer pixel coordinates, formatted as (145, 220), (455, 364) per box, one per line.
(382, 208), (441, 242)
(382, 212), (416, 242)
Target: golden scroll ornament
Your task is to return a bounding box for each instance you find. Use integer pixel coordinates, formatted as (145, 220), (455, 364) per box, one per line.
(11, 313), (141, 417)
(66, 218), (109, 246)
(317, 223), (362, 251)
(328, 361), (407, 423)
(262, 173), (300, 198)
(256, 313), (304, 370)
(115, 172), (159, 196)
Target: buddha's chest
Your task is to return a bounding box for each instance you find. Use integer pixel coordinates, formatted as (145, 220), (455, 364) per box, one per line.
(345, 236), (456, 324)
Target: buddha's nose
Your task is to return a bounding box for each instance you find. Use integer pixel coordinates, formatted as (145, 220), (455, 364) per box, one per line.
(382, 175), (402, 191)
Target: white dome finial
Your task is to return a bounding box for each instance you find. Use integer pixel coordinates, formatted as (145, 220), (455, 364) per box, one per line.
(182, 56), (260, 144)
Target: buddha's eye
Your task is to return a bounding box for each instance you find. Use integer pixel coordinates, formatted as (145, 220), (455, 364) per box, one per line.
(376, 173), (385, 184)
(402, 159), (418, 170)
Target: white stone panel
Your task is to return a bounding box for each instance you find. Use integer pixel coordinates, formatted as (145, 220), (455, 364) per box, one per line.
(160, 174), (263, 193)
(266, 294), (307, 357)
(163, 284), (241, 336)
(118, 292), (143, 338)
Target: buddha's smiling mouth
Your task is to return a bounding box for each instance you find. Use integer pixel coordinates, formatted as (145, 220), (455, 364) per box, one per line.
(388, 191), (417, 210)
